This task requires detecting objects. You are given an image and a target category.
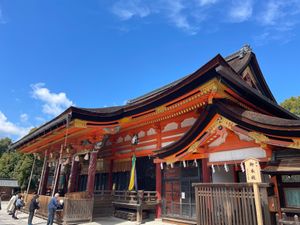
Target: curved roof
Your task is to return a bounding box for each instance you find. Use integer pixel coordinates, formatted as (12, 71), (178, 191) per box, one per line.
(155, 99), (300, 159)
(11, 46), (298, 150)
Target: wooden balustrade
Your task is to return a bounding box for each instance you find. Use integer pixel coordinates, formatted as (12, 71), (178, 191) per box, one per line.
(23, 190), (157, 224)
(193, 183), (271, 225)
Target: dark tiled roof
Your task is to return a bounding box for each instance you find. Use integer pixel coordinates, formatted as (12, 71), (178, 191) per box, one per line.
(225, 103), (300, 127)
(75, 106), (124, 114)
(226, 49), (252, 74)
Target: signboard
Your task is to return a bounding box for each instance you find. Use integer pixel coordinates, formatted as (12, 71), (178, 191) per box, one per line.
(244, 158), (262, 183)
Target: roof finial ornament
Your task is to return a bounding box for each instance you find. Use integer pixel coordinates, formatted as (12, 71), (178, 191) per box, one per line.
(239, 44), (252, 59)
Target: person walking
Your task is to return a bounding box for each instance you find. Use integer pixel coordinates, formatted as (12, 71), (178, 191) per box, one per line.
(28, 194), (40, 225)
(11, 193), (20, 219)
(46, 193), (60, 225)
(7, 192), (17, 215)
(14, 195), (25, 219)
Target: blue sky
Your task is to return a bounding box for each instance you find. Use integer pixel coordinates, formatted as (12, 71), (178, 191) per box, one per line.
(0, 0), (300, 140)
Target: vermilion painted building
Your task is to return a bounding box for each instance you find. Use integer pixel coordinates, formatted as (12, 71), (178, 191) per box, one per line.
(12, 45), (300, 223)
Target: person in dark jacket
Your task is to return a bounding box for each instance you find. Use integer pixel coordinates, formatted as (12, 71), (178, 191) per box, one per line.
(46, 193), (60, 225)
(28, 195), (40, 225)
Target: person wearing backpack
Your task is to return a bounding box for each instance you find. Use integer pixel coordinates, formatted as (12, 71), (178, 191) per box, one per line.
(14, 195), (25, 219)
(11, 193), (20, 219)
(28, 194), (40, 225)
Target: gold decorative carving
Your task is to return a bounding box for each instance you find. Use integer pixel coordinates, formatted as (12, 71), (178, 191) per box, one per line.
(208, 116), (236, 134)
(187, 141), (201, 153)
(73, 119), (87, 128)
(248, 132), (269, 144)
(119, 117), (132, 124)
(156, 105), (167, 113)
(288, 139), (300, 149)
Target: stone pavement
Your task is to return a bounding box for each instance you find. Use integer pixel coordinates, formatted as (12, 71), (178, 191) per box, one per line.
(0, 201), (167, 225)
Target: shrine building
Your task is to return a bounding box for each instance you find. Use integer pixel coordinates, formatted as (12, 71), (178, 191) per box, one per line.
(11, 45), (300, 224)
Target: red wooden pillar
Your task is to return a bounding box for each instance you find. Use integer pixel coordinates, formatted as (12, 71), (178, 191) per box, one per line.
(156, 163), (162, 218)
(202, 158), (211, 183)
(68, 156), (79, 193)
(87, 152), (97, 195)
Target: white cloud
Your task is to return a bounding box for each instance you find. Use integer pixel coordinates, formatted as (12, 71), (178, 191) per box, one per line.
(254, 0), (300, 44)
(0, 5), (7, 24)
(259, 0), (300, 27)
(31, 83), (74, 117)
(229, 0), (253, 22)
(197, 0), (218, 7)
(20, 113), (29, 123)
(0, 111), (33, 139)
(110, 0), (300, 43)
(112, 0), (151, 20)
(164, 0), (196, 34)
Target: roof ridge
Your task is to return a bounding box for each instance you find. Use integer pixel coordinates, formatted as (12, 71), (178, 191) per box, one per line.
(225, 44), (252, 62)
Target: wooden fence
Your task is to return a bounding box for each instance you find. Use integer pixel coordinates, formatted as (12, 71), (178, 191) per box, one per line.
(193, 183), (271, 225)
(93, 190), (113, 218)
(24, 193), (92, 224)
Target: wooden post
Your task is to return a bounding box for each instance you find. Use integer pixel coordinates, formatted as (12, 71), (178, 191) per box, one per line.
(155, 124), (162, 219)
(52, 145), (63, 197)
(108, 159), (114, 190)
(41, 165), (49, 195)
(137, 190), (144, 224)
(38, 151), (48, 195)
(87, 151), (98, 195)
(244, 158), (263, 225)
(155, 163), (162, 218)
(253, 183), (264, 225)
(68, 155), (79, 193)
(202, 158), (211, 182)
(26, 154), (36, 194)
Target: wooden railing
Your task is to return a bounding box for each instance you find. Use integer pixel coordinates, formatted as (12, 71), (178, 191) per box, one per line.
(23, 190), (157, 224)
(63, 196), (93, 223)
(193, 183), (271, 225)
(112, 190), (158, 223)
(93, 190), (113, 218)
(112, 190), (157, 205)
(277, 213), (300, 225)
(24, 193), (92, 224)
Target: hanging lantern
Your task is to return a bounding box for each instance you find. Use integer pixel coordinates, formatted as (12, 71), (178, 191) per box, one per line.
(75, 155), (80, 162)
(170, 163), (174, 168)
(84, 153), (89, 161)
(212, 164), (216, 174)
(183, 161), (187, 168)
(50, 153), (53, 158)
(194, 159), (198, 167)
(224, 163), (229, 172)
(160, 162), (164, 170)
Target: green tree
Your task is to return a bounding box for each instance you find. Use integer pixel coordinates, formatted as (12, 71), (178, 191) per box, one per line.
(13, 154), (42, 190)
(281, 96), (300, 116)
(0, 151), (22, 178)
(0, 137), (12, 156)
(0, 139), (43, 191)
